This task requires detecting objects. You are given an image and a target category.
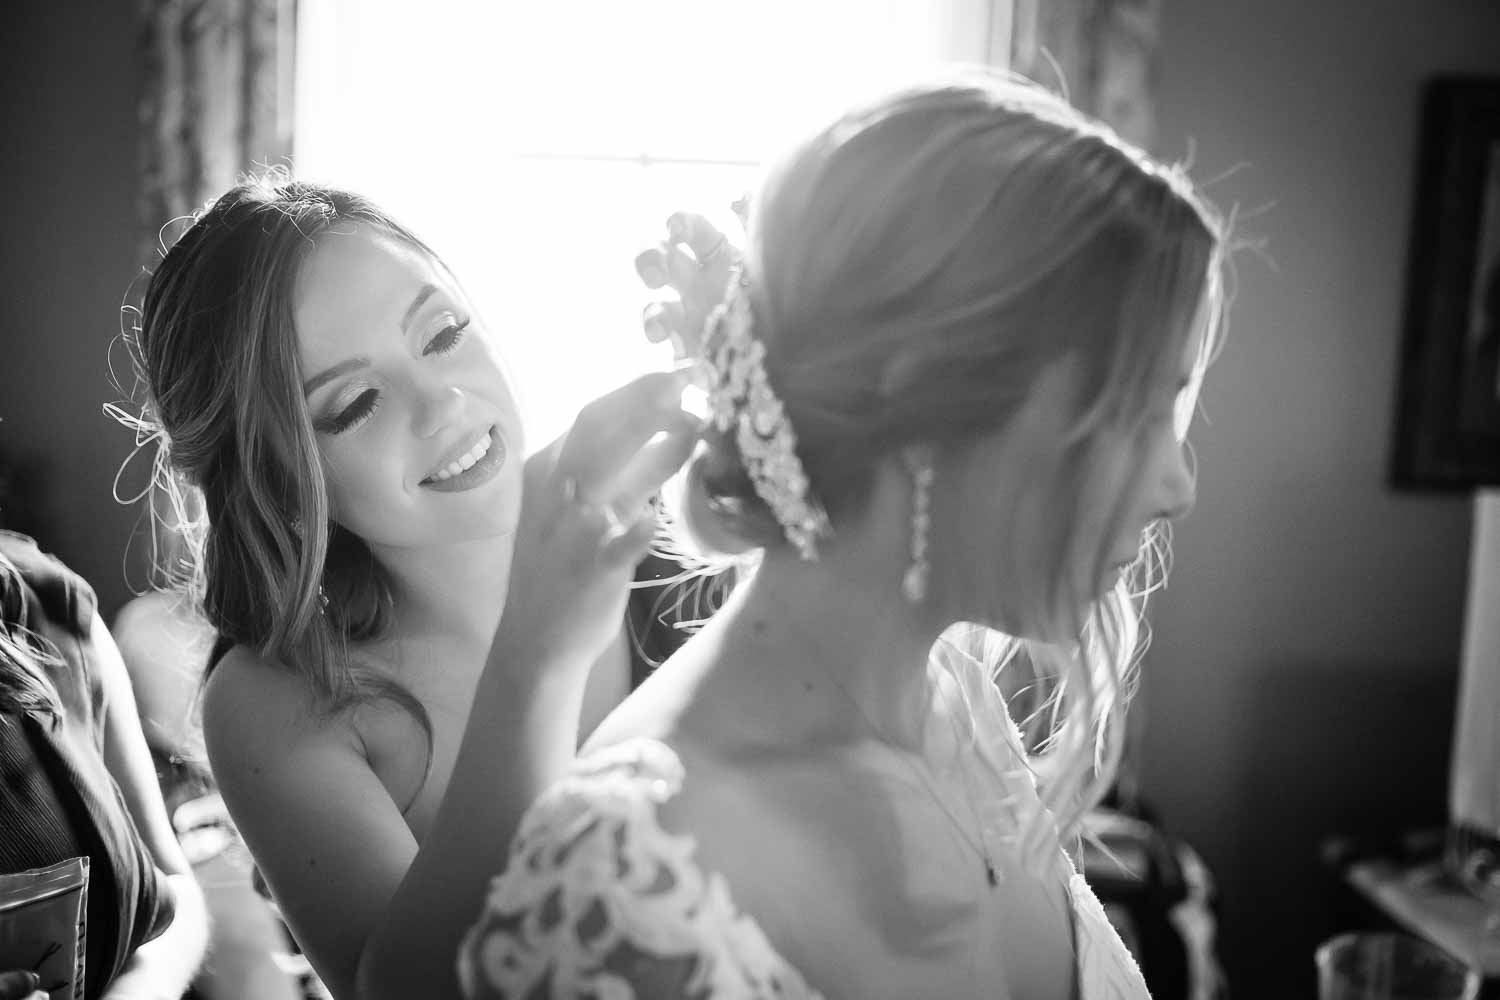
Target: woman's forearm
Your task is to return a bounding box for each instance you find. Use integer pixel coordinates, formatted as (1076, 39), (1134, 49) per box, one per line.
(355, 631), (590, 1000)
(102, 872), (208, 1000)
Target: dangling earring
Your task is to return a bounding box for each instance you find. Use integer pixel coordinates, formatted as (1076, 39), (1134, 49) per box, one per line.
(902, 447), (933, 605)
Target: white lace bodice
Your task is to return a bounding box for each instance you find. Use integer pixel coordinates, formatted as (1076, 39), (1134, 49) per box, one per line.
(459, 658), (1152, 999)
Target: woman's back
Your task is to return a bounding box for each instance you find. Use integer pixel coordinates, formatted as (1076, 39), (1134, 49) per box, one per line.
(463, 634), (1149, 1000)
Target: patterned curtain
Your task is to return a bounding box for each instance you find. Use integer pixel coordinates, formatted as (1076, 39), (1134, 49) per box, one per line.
(137, 0), (296, 266)
(1009, 0), (1163, 151)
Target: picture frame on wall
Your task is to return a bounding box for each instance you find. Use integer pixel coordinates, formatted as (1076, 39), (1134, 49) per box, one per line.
(1391, 76), (1500, 489)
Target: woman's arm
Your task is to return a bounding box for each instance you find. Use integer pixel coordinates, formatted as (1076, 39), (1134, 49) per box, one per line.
(203, 372), (702, 1000)
(202, 655), (428, 1000)
(201, 628), (631, 1000)
(91, 615), (209, 1000)
(356, 371), (702, 1000)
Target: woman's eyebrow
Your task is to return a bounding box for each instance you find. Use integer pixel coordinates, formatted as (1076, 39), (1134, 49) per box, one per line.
(303, 284), (441, 396)
(400, 283), (439, 333)
(303, 357), (370, 397)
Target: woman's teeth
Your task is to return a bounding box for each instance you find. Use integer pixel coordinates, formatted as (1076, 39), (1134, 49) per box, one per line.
(431, 431), (492, 481)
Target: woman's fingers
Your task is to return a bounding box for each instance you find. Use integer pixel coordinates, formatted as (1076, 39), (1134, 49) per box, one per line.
(665, 214), (740, 299)
(630, 211), (742, 365)
(634, 237), (703, 282)
(609, 417), (702, 513)
(558, 369), (703, 500)
(633, 246), (670, 290)
(598, 509), (659, 569)
(642, 299), (686, 347)
(662, 240), (706, 292)
(665, 212), (727, 265)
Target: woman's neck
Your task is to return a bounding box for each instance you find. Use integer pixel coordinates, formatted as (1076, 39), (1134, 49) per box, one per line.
(699, 543), (945, 753)
(369, 532), (514, 651)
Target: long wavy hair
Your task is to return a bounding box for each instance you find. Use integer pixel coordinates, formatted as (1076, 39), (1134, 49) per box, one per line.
(119, 172), (440, 737)
(676, 72), (1232, 853)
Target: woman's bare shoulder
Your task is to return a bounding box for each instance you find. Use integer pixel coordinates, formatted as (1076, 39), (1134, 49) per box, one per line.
(201, 645), (360, 762)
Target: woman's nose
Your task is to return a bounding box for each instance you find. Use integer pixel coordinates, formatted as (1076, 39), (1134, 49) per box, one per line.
(413, 384), (465, 439)
(1158, 443), (1197, 522)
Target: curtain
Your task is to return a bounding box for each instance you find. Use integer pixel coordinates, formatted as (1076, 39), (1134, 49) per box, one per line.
(127, 0), (295, 591)
(137, 0), (296, 267)
(1009, 0), (1163, 151)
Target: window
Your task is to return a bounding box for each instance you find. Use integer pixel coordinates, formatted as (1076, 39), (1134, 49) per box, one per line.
(295, 1), (1005, 444)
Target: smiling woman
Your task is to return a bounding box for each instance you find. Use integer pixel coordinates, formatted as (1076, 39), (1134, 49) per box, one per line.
(120, 174), (706, 999)
(292, 227), (527, 550)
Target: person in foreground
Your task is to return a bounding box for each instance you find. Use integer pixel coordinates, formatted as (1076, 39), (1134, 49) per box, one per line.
(0, 532), (207, 1000)
(461, 71), (1230, 1000)
(125, 176), (706, 999)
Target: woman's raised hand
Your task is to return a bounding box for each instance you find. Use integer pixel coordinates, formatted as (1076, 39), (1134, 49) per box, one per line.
(635, 208), (745, 363)
(360, 367), (705, 1000)
(499, 366), (704, 669)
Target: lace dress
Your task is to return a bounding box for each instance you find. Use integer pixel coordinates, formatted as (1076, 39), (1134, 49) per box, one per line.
(458, 655), (1152, 1000)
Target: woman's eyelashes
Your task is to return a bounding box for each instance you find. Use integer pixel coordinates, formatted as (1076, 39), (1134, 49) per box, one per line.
(422, 316), (471, 357)
(316, 317), (473, 435)
(323, 388), (382, 435)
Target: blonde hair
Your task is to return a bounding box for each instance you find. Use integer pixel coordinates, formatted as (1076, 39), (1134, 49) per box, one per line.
(678, 71), (1229, 852)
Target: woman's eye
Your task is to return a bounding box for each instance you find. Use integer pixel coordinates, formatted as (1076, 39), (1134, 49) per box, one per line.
(323, 388), (381, 434)
(423, 317), (471, 357)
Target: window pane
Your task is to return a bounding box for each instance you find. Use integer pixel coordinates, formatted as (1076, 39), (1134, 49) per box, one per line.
(294, 0), (997, 443)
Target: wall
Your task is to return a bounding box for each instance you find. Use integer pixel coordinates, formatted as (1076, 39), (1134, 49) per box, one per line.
(0, 1), (145, 618)
(1146, 0), (1500, 993)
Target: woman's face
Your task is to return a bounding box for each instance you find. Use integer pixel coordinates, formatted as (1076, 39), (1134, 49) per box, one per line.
(1075, 328), (1205, 602)
(937, 309), (1206, 642)
(293, 224), (525, 551)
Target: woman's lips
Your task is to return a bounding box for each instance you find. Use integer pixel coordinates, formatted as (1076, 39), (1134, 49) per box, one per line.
(423, 427), (493, 482)
(421, 426), (507, 493)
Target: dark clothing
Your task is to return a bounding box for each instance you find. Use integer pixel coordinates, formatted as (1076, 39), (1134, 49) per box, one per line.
(625, 552), (729, 687)
(0, 531), (173, 999)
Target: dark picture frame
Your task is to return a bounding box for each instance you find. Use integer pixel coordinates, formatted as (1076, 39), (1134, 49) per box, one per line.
(1391, 77), (1500, 489)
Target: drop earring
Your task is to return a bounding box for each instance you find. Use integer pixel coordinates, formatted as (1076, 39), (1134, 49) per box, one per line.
(902, 447), (933, 605)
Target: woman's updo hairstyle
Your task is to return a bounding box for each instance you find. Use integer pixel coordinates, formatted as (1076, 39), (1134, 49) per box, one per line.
(681, 72), (1221, 564)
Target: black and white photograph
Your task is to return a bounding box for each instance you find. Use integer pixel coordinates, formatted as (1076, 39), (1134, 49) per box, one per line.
(2, 2), (1500, 999)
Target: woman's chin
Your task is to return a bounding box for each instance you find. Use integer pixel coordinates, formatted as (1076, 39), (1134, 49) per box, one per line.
(352, 506), (521, 553)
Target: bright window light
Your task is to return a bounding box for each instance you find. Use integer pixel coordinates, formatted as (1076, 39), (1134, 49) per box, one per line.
(295, 1), (1003, 446)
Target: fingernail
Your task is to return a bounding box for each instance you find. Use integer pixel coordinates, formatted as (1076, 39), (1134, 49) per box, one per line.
(634, 250), (667, 288)
(672, 358), (712, 391)
(667, 216), (686, 241)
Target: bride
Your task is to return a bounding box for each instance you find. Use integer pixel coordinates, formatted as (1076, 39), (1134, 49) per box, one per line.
(461, 71), (1228, 999)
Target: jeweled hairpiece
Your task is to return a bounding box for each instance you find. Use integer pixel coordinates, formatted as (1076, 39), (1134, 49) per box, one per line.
(704, 272), (832, 560)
